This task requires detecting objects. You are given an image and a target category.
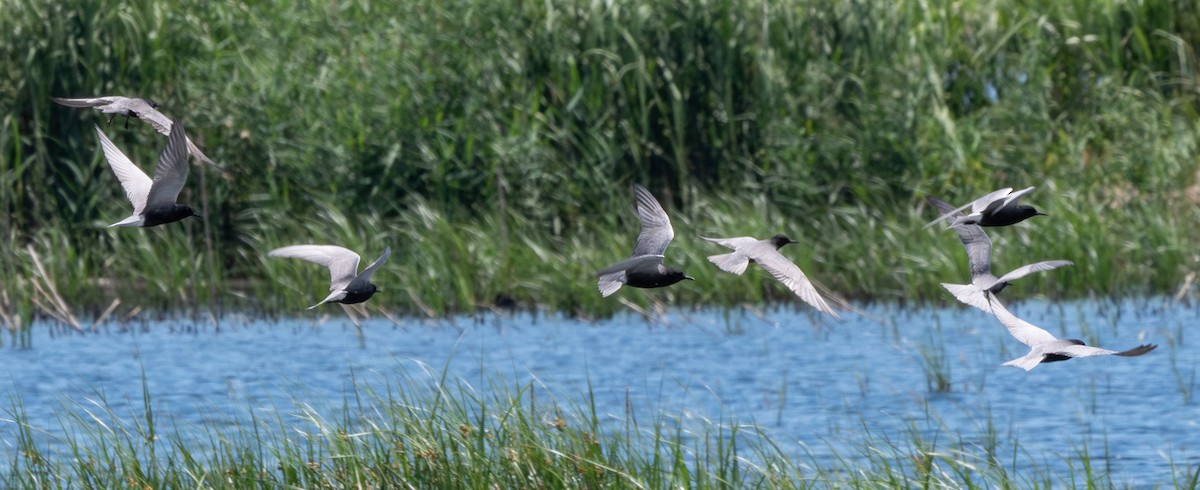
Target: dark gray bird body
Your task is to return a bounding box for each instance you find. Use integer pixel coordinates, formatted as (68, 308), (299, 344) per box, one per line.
(96, 121), (199, 227)
(986, 292), (1157, 370)
(597, 184), (693, 296)
(925, 187), (1044, 229)
(701, 233), (839, 318)
(926, 195), (1071, 311)
(142, 203), (199, 228)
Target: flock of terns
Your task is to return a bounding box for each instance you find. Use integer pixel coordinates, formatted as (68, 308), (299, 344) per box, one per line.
(593, 178), (1157, 371)
(51, 95), (1156, 371)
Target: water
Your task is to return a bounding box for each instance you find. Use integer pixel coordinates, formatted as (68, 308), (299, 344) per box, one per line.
(1, 299), (1197, 485)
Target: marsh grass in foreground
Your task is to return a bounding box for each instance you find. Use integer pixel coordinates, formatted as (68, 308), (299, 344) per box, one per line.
(4, 366), (1197, 489)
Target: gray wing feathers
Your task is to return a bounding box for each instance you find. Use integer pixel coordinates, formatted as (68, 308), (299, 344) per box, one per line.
(348, 247), (391, 289)
(701, 236), (758, 250)
(129, 108), (212, 163)
(998, 186), (1035, 208)
(994, 260), (1073, 284)
(53, 96), (119, 109)
(1052, 344), (1120, 359)
(924, 187), (1016, 227)
(971, 187), (1014, 213)
(923, 188), (1009, 228)
(986, 292), (1059, 347)
(927, 196), (993, 277)
(1112, 344), (1158, 357)
(94, 125), (153, 214)
(134, 106), (173, 134)
(752, 248), (838, 318)
(269, 245), (362, 291)
(631, 184), (674, 257)
(144, 121), (190, 208)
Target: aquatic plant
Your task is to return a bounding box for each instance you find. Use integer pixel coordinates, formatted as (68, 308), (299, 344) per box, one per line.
(6, 364), (1192, 489)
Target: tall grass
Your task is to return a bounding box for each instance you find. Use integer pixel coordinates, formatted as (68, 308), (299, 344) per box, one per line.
(7, 366), (1192, 488)
(1, 0), (1199, 321)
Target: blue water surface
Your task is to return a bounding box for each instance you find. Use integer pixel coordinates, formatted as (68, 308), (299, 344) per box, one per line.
(1, 298), (1196, 485)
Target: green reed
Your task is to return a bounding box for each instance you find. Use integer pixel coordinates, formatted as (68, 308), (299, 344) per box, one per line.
(1, 0), (1199, 321)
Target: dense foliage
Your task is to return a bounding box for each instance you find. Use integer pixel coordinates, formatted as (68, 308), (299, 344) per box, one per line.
(1, 0), (1198, 321)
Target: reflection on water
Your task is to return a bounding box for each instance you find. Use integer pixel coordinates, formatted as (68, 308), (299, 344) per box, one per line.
(1, 298), (1196, 483)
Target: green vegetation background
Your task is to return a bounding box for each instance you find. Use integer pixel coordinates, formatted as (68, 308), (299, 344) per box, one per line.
(2, 0), (1199, 320)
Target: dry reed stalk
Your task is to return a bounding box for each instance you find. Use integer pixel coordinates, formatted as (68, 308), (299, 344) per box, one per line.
(617, 297), (672, 326)
(370, 304), (406, 327)
(339, 302), (366, 328)
(0, 289), (19, 332)
(93, 298), (122, 332)
(26, 246), (81, 332)
(405, 287), (436, 318)
(1174, 272), (1195, 304)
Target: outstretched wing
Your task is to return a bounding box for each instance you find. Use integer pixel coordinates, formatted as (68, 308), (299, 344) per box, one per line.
(144, 120), (191, 208)
(996, 186), (1035, 208)
(630, 184), (674, 257)
(1052, 343), (1156, 359)
(94, 125), (153, 214)
(745, 245), (838, 318)
(269, 245), (362, 291)
(127, 103), (215, 164)
(927, 196), (993, 278)
(923, 188), (1012, 228)
(970, 187), (1015, 213)
(985, 292), (1059, 348)
(348, 247), (391, 289)
(53, 96), (126, 113)
(994, 260), (1073, 284)
(128, 101), (174, 135)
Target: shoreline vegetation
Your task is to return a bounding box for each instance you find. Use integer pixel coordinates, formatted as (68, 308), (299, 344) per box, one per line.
(2, 0), (1199, 325)
(7, 365), (1195, 488)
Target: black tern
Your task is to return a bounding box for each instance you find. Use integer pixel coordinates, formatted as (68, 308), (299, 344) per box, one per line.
(597, 184), (693, 297)
(986, 292), (1157, 371)
(924, 187), (1043, 228)
(96, 122), (199, 227)
(927, 196), (1072, 311)
(53, 96), (215, 165)
(702, 234), (839, 318)
(268, 245), (391, 309)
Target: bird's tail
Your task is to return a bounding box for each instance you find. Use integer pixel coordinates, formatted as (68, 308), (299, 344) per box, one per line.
(940, 283), (991, 312)
(706, 252), (749, 275)
(107, 215), (143, 227)
(597, 271), (626, 297)
(1002, 353), (1041, 371)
